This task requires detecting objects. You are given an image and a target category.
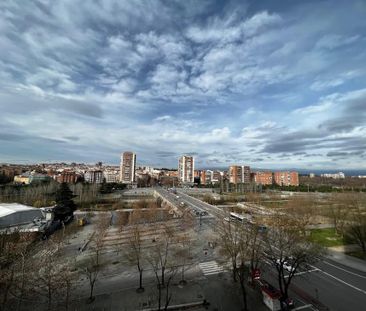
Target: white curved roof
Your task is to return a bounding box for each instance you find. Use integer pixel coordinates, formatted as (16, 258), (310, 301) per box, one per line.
(0, 203), (39, 216)
(0, 203), (44, 228)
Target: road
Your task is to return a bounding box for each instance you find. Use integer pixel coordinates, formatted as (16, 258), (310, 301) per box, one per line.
(156, 187), (366, 311)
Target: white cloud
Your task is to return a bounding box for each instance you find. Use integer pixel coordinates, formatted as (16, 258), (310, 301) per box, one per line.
(293, 100), (333, 115)
(0, 0), (366, 168)
(154, 115), (172, 122)
(315, 34), (360, 50)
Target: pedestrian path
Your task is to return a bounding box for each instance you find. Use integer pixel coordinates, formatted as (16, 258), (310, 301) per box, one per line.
(199, 260), (224, 276)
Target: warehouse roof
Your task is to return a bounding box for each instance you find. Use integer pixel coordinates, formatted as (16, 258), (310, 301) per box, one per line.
(0, 203), (44, 229)
(0, 203), (40, 217)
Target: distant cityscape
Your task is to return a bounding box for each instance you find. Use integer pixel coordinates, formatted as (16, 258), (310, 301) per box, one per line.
(1, 151), (366, 187)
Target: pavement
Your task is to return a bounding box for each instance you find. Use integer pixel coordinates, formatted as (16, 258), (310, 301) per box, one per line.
(325, 247), (366, 273)
(69, 281), (206, 311)
(69, 270), (269, 311)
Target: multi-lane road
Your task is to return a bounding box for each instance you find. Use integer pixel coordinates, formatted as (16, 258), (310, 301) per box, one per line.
(156, 187), (366, 311)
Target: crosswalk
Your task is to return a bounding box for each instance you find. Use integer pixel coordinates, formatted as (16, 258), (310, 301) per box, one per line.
(199, 260), (224, 276)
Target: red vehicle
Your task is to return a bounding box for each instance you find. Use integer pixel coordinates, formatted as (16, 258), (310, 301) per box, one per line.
(259, 280), (295, 310)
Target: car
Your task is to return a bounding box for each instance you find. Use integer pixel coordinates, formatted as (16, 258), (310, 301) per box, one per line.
(275, 259), (295, 272)
(283, 261), (295, 272)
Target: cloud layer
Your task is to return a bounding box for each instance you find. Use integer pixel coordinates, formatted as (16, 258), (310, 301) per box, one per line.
(0, 0), (365, 169)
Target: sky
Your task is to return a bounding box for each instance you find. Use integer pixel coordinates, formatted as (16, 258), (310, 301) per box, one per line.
(0, 0), (366, 169)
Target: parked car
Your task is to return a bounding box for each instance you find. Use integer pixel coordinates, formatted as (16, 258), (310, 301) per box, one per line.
(275, 259), (295, 272)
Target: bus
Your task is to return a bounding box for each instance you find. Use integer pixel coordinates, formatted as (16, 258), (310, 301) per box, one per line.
(230, 212), (253, 223)
(229, 212), (267, 232)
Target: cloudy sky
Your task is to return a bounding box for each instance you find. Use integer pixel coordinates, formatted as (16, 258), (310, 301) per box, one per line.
(1, 0), (366, 169)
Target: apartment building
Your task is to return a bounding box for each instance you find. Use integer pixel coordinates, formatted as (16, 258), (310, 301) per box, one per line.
(56, 171), (78, 183)
(84, 170), (103, 183)
(119, 152), (136, 183)
(243, 166), (251, 183)
(212, 170), (222, 184)
(273, 171), (299, 186)
(200, 170), (213, 185)
(254, 171), (273, 185)
(229, 165), (251, 184)
(178, 155), (194, 183)
(320, 172), (345, 179)
(103, 170), (119, 183)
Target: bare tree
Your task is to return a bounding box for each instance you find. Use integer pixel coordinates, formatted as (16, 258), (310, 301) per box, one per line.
(328, 194), (351, 235)
(83, 251), (101, 303)
(59, 260), (76, 311)
(218, 215), (263, 311)
(346, 213), (366, 255)
(125, 224), (145, 292)
(263, 214), (323, 308)
(0, 231), (34, 310)
(344, 194), (366, 255)
(82, 216), (108, 303)
(0, 261), (15, 310)
(163, 266), (178, 311)
(12, 232), (34, 311)
(285, 196), (315, 235)
(147, 224), (177, 310)
(31, 244), (62, 311)
(176, 233), (192, 285)
(218, 216), (241, 282)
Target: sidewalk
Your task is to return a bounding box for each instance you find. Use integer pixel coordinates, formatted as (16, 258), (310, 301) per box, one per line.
(326, 247), (366, 273)
(68, 272), (269, 311)
(69, 281), (206, 311)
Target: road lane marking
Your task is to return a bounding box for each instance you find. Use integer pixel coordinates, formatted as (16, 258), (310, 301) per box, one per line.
(293, 304), (314, 310)
(323, 261), (366, 279)
(199, 261), (224, 276)
(284, 268), (320, 278)
(309, 265), (366, 295)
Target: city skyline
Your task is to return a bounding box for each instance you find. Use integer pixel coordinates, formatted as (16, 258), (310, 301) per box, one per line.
(1, 0), (366, 169)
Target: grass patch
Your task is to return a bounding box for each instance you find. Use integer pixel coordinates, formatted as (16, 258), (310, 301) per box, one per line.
(308, 228), (345, 247)
(346, 251), (366, 261)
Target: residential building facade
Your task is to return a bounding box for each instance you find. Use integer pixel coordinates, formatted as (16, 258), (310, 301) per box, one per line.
(84, 170), (103, 183)
(320, 172), (345, 179)
(254, 171), (273, 185)
(273, 171), (299, 186)
(104, 170), (119, 183)
(178, 155), (194, 183)
(56, 171), (78, 183)
(229, 165), (251, 184)
(119, 152), (136, 183)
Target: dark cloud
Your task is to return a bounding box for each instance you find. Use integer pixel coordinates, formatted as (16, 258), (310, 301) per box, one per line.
(327, 151), (349, 157)
(327, 150), (364, 157)
(262, 140), (312, 153)
(155, 151), (177, 158)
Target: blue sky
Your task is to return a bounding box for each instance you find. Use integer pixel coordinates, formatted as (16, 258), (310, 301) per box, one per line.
(0, 0), (366, 169)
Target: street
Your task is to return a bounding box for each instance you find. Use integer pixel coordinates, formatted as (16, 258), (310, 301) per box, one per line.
(156, 187), (366, 311)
